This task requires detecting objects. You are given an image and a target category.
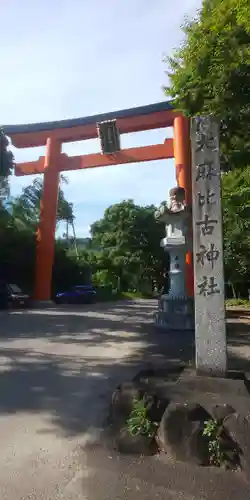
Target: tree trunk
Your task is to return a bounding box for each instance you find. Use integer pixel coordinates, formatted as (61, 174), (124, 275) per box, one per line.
(71, 220), (79, 259)
(230, 282), (237, 299)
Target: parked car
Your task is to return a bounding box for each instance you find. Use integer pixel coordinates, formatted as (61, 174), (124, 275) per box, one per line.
(0, 282), (30, 309)
(55, 285), (96, 304)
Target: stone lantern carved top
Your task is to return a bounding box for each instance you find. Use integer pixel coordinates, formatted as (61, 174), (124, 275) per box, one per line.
(154, 186), (192, 249)
(169, 186), (185, 212)
(155, 186), (189, 220)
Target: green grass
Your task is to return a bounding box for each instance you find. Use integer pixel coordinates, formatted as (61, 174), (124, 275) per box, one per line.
(96, 292), (250, 307)
(126, 396), (158, 438)
(226, 298), (250, 308)
(202, 419), (226, 467)
(121, 291), (153, 299)
(95, 290), (154, 303)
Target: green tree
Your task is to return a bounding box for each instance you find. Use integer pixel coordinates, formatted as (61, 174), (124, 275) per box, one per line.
(222, 166), (250, 296)
(11, 175), (74, 231)
(166, 0), (250, 171)
(91, 200), (166, 293)
(0, 129), (14, 203)
(166, 0), (250, 294)
(0, 173), (88, 294)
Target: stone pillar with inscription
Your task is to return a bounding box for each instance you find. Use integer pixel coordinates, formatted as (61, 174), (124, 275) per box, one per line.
(190, 116), (227, 376)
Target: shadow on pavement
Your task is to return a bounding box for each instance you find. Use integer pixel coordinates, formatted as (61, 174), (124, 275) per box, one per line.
(0, 301), (249, 438)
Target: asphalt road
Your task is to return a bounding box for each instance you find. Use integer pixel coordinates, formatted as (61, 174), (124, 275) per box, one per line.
(0, 300), (249, 499)
(0, 299), (163, 499)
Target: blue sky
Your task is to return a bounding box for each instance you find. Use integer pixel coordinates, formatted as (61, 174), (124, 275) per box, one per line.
(1, 0), (201, 237)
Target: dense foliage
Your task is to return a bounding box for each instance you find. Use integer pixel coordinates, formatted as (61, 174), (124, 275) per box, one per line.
(0, 129), (14, 178)
(166, 0), (250, 295)
(90, 200), (167, 293)
(222, 166), (250, 296)
(166, 0), (250, 172)
(11, 176), (74, 231)
(1, 187), (167, 296)
(0, 130), (14, 202)
(0, 218), (88, 294)
(0, 173), (83, 293)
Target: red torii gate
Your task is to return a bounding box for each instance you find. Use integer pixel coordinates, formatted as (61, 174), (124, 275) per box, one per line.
(4, 101), (193, 302)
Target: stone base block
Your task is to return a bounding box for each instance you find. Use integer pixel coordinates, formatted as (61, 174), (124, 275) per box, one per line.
(154, 296), (194, 330)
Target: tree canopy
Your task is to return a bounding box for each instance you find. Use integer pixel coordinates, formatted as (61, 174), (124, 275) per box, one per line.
(0, 194), (167, 296)
(0, 130), (14, 202)
(0, 129), (14, 178)
(0, 173), (79, 293)
(222, 166), (250, 294)
(90, 200), (167, 293)
(11, 176), (74, 231)
(166, 0), (250, 295)
(166, 0), (250, 171)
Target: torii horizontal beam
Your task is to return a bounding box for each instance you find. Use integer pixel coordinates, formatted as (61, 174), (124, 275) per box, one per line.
(15, 140), (174, 176)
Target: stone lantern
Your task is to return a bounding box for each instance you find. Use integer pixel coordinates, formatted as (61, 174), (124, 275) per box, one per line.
(154, 187), (194, 330)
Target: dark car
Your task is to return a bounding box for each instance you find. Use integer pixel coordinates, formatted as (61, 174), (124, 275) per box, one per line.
(55, 285), (96, 304)
(0, 282), (30, 309)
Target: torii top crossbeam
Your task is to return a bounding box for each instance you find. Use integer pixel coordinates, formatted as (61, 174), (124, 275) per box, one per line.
(4, 101), (174, 146)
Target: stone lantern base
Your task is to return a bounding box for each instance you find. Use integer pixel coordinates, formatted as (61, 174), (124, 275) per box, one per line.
(154, 295), (194, 330)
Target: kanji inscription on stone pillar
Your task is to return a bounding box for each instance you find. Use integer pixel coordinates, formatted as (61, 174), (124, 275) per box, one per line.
(191, 116), (227, 376)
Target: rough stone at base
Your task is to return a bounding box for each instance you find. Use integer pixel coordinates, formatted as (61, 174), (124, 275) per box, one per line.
(211, 404), (235, 423)
(110, 382), (143, 428)
(108, 382), (168, 455)
(114, 427), (157, 455)
(156, 401), (210, 464)
(224, 413), (250, 479)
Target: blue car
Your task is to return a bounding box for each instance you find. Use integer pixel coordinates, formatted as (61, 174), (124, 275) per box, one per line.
(55, 285), (96, 304)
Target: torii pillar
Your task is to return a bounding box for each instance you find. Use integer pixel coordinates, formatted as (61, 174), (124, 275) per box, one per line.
(174, 115), (194, 297)
(34, 138), (61, 302)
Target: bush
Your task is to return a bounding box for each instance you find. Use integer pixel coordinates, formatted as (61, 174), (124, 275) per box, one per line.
(0, 223), (90, 295)
(226, 298), (250, 308)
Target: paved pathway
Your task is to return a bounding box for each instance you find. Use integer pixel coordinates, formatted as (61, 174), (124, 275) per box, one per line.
(0, 300), (161, 499)
(0, 300), (249, 499)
